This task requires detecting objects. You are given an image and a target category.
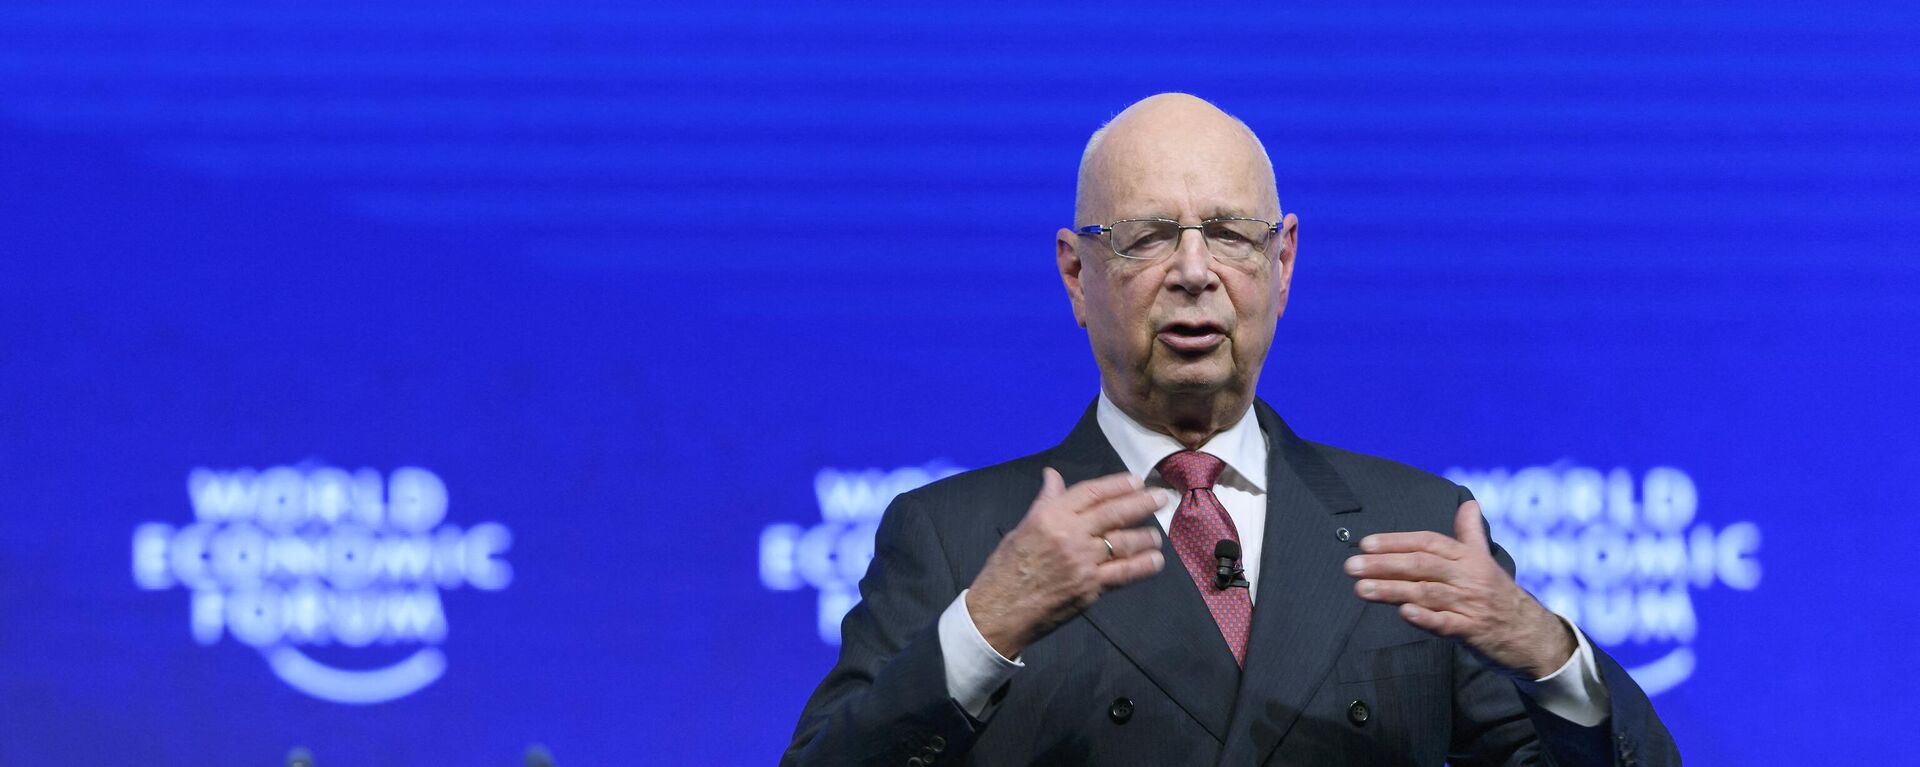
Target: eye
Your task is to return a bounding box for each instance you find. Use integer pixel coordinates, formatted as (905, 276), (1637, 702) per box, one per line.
(1212, 220), (1272, 242)
(1208, 226), (1251, 244)
(1119, 222), (1176, 251)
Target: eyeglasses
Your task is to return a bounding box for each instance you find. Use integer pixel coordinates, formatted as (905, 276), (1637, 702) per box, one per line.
(1073, 217), (1279, 261)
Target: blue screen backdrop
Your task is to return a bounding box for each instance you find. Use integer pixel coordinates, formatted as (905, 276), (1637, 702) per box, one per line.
(2, 1), (1917, 764)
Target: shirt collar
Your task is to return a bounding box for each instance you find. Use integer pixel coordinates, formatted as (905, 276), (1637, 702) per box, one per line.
(1094, 390), (1268, 494)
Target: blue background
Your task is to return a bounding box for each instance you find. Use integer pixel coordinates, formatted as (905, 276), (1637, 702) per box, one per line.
(2, 1), (1917, 763)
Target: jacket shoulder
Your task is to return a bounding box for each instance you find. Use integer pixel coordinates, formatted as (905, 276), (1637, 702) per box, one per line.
(1306, 440), (1454, 488)
(1303, 440), (1469, 525)
(897, 450), (1052, 514)
(882, 451), (1056, 582)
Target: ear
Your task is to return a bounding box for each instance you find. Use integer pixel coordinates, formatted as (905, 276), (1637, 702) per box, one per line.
(1273, 212), (1299, 316)
(1056, 227), (1089, 328)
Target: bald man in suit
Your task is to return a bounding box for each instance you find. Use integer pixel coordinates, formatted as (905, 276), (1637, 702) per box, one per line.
(784, 94), (1676, 766)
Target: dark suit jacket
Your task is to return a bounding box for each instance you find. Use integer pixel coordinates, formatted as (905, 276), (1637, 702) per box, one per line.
(784, 399), (1677, 766)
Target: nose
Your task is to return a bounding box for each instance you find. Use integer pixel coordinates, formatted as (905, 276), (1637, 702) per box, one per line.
(1164, 225), (1217, 294)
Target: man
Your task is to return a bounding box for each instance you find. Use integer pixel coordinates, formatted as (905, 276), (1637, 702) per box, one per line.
(784, 94), (1677, 766)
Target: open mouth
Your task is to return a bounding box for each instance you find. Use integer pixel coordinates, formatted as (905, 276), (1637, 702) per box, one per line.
(1156, 321), (1227, 353)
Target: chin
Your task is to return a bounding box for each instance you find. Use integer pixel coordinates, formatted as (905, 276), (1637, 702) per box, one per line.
(1150, 364), (1235, 395)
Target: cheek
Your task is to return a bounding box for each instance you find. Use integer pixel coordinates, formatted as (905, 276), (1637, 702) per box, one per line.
(1226, 282), (1282, 355)
(1078, 276), (1138, 356)
(1227, 271), (1281, 320)
(1087, 269), (1158, 330)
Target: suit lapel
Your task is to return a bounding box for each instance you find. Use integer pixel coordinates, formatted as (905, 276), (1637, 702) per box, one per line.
(1046, 399), (1242, 744)
(1218, 401), (1367, 765)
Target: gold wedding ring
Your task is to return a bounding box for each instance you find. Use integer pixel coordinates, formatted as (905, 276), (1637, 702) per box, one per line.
(1100, 535), (1116, 561)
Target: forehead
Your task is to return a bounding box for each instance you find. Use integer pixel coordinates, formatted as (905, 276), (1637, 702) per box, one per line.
(1091, 124), (1276, 219)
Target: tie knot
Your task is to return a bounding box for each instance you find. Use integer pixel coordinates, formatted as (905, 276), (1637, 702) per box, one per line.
(1156, 450), (1226, 491)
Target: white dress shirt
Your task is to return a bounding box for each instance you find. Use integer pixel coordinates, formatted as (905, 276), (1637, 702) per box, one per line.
(936, 392), (1611, 727)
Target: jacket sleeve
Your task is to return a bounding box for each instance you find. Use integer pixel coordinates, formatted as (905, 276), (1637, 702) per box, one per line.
(1518, 644), (1681, 767)
(781, 493), (985, 767)
(1448, 484), (1682, 767)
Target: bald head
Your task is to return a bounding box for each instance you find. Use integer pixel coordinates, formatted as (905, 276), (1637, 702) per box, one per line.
(1054, 92), (1298, 449)
(1074, 93), (1277, 226)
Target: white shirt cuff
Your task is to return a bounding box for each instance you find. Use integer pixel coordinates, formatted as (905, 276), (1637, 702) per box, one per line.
(938, 589), (1024, 720)
(1512, 614), (1612, 727)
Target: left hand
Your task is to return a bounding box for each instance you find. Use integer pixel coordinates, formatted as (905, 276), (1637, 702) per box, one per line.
(1343, 499), (1575, 679)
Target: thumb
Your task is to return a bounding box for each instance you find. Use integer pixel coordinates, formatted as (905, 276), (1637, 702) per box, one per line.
(1454, 499), (1489, 550)
(1038, 467), (1066, 500)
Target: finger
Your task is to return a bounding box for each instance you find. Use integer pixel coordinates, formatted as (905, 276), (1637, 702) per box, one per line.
(1095, 549), (1166, 588)
(1344, 551), (1456, 582)
(1359, 530), (1465, 559)
(1099, 527), (1163, 559)
(1454, 500), (1489, 551)
(1037, 467), (1066, 501)
(1397, 603), (1469, 638)
(1353, 578), (1466, 610)
(1059, 471), (1146, 512)
(1080, 487), (1168, 533)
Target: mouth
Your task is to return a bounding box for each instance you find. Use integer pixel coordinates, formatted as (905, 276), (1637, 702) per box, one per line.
(1155, 320), (1228, 354)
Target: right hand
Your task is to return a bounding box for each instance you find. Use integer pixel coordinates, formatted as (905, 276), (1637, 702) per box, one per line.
(966, 468), (1169, 659)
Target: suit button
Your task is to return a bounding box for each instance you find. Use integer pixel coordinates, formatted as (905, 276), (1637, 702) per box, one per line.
(927, 735), (945, 753)
(907, 759), (923, 767)
(1335, 527), (1351, 542)
(1347, 700), (1370, 726)
(1109, 697), (1135, 724)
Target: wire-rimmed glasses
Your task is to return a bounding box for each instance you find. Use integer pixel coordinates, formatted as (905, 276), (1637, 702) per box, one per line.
(1073, 217), (1280, 261)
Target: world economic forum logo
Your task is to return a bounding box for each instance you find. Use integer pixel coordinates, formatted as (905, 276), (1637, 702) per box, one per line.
(760, 462), (962, 643)
(1446, 463), (1760, 696)
(131, 464), (513, 704)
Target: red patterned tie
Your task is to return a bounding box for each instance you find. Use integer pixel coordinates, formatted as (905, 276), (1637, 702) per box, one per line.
(1158, 450), (1254, 667)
